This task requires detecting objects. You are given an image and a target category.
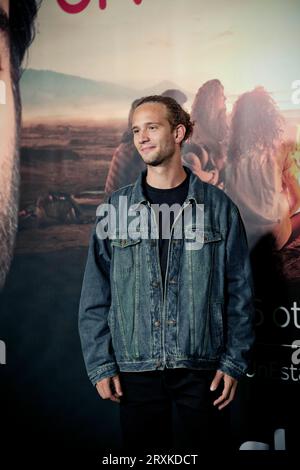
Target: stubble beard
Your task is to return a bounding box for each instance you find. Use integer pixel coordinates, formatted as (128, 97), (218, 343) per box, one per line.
(0, 146), (19, 290)
(146, 155), (167, 167)
(0, 71), (20, 291)
(142, 143), (175, 168)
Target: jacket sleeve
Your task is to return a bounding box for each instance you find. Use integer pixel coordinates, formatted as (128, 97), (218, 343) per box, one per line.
(78, 206), (118, 386)
(219, 204), (255, 380)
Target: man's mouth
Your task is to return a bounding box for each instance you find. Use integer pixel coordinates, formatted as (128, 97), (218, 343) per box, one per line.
(141, 146), (156, 153)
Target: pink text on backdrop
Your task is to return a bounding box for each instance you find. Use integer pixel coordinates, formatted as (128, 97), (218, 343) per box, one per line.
(57, 0), (142, 14)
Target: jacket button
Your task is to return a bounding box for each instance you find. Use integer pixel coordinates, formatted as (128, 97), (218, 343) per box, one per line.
(154, 320), (160, 327)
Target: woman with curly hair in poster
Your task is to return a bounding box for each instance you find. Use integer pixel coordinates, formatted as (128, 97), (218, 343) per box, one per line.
(225, 86), (300, 251)
(183, 79), (228, 187)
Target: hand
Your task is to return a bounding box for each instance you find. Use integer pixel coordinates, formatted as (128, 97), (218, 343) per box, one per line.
(210, 370), (238, 410)
(96, 374), (123, 403)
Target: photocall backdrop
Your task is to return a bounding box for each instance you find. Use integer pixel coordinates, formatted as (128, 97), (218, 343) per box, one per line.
(1, 0), (300, 458)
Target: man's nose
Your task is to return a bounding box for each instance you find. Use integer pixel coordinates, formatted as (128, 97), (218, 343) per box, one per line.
(139, 129), (149, 143)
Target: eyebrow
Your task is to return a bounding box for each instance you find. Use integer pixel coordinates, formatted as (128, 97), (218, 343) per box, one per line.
(132, 122), (161, 130)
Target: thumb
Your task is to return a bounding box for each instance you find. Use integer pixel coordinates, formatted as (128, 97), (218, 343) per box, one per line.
(210, 370), (223, 391)
(112, 375), (123, 396)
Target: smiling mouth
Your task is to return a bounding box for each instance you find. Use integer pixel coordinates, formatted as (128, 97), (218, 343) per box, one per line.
(141, 146), (156, 152)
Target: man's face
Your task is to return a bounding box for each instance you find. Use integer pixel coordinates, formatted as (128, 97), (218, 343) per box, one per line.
(132, 102), (177, 167)
(0, 0), (19, 289)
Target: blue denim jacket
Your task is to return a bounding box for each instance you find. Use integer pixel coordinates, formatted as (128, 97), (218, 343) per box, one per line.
(78, 166), (255, 385)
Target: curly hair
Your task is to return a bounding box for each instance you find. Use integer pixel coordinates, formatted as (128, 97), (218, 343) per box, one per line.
(228, 87), (284, 164)
(2, 1), (42, 128)
(133, 95), (194, 145)
(9, 0), (42, 77)
(191, 79), (228, 144)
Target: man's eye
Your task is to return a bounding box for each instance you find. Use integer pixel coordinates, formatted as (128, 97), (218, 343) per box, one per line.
(149, 126), (157, 130)
(132, 129), (139, 134)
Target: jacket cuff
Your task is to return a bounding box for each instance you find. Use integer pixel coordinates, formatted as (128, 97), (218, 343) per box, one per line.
(88, 363), (119, 386)
(219, 357), (246, 380)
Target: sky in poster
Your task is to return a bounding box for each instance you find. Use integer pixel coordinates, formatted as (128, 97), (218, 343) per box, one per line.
(26, 0), (300, 111)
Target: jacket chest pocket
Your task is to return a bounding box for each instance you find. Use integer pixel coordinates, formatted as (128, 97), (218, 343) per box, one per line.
(184, 227), (222, 271)
(111, 237), (142, 273)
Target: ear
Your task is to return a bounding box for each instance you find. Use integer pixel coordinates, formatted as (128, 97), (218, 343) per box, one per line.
(174, 124), (186, 145)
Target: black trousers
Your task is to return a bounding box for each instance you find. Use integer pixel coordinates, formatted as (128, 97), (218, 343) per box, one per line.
(119, 368), (231, 453)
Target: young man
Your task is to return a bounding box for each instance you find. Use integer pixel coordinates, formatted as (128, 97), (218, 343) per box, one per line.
(79, 95), (255, 452)
(0, 0), (41, 289)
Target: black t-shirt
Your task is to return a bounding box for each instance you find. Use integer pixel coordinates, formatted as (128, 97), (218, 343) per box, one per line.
(143, 168), (190, 290)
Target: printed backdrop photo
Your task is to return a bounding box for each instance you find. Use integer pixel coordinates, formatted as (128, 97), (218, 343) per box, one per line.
(0, 0), (300, 461)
